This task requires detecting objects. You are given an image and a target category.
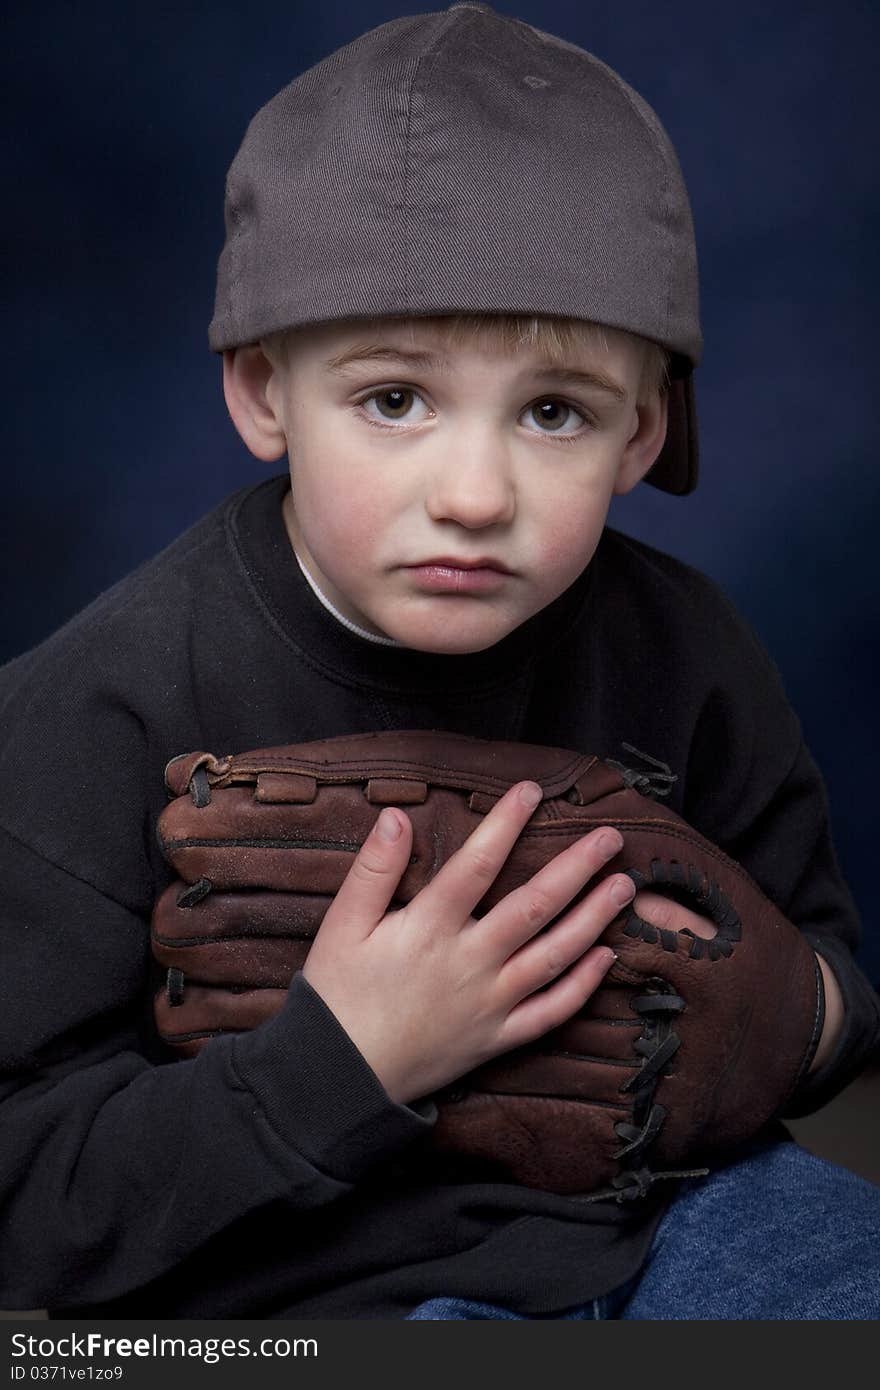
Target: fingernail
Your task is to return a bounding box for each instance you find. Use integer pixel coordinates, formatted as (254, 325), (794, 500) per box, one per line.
(599, 947), (619, 968)
(598, 829), (623, 857)
(520, 781), (543, 809)
(377, 808), (401, 842)
(610, 876), (635, 906)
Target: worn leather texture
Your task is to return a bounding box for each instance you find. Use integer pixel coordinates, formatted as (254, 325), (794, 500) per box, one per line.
(152, 730), (823, 1199)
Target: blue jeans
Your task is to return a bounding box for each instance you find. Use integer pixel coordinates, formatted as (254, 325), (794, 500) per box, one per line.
(406, 1140), (880, 1319)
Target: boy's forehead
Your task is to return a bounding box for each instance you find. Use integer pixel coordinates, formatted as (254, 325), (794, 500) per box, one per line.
(297, 318), (640, 389)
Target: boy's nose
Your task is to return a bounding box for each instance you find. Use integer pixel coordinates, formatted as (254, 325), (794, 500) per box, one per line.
(424, 433), (516, 530)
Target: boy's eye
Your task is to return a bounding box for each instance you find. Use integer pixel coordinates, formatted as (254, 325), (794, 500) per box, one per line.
(525, 399), (586, 435)
(367, 388), (422, 421)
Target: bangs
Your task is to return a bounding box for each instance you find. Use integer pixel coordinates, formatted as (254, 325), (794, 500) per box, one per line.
(263, 312), (670, 398)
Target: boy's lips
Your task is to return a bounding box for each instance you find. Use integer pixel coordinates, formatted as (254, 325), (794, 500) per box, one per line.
(411, 556), (512, 573)
(403, 558), (513, 593)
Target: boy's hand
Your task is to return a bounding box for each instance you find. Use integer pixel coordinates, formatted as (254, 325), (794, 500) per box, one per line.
(301, 781), (635, 1106)
(630, 890), (717, 942)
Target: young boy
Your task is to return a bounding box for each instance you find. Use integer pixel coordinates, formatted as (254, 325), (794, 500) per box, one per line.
(1, 3), (879, 1320)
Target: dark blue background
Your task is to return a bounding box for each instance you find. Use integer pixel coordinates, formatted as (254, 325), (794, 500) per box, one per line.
(4, 2), (878, 979)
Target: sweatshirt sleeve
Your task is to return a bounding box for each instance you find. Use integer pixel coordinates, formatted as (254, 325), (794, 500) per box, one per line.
(676, 578), (880, 1116)
(0, 822), (433, 1312)
(735, 737), (880, 1116)
(0, 828), (433, 1310)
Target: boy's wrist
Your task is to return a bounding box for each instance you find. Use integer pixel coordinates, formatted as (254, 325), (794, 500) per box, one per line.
(808, 952), (844, 1074)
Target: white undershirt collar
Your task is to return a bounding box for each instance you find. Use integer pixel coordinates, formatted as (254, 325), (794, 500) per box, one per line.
(292, 548), (404, 647)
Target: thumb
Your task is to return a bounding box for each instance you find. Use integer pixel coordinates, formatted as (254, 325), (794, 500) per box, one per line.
(322, 807), (413, 938)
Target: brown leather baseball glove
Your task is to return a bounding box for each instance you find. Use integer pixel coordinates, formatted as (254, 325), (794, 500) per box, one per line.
(151, 730), (824, 1201)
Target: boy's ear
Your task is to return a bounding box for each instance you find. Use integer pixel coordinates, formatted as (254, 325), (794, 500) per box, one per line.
(222, 345), (288, 462)
(612, 391), (669, 495)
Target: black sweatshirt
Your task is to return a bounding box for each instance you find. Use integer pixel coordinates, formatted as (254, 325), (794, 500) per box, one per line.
(1, 475), (877, 1318)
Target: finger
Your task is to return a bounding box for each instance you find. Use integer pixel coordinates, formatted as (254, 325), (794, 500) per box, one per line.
(415, 780), (545, 927)
(319, 807), (413, 939)
(633, 888), (717, 940)
(481, 825), (626, 958)
(500, 942), (618, 1052)
(499, 870), (635, 1002)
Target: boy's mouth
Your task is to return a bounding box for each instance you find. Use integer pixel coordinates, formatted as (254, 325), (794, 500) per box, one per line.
(404, 559), (512, 593)
(411, 556), (512, 573)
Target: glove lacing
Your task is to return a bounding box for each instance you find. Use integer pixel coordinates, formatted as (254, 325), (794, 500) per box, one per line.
(606, 743), (678, 799)
(580, 981), (709, 1204)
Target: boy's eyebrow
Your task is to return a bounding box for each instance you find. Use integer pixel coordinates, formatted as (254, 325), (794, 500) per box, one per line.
(322, 344), (628, 400)
(532, 365), (628, 401)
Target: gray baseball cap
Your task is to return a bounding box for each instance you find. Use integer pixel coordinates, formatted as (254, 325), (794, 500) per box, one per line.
(210, 2), (702, 494)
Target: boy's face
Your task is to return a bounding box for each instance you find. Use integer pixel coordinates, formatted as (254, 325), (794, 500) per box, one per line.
(229, 320), (666, 655)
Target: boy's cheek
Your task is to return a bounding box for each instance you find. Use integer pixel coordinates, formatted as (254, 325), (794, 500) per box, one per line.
(324, 519), (392, 583)
(292, 482), (385, 555)
(533, 507), (608, 589)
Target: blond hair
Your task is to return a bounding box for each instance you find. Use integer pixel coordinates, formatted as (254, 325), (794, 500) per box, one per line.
(261, 313), (669, 401)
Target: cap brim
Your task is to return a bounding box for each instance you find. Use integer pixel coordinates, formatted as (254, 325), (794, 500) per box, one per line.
(645, 374), (698, 495)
